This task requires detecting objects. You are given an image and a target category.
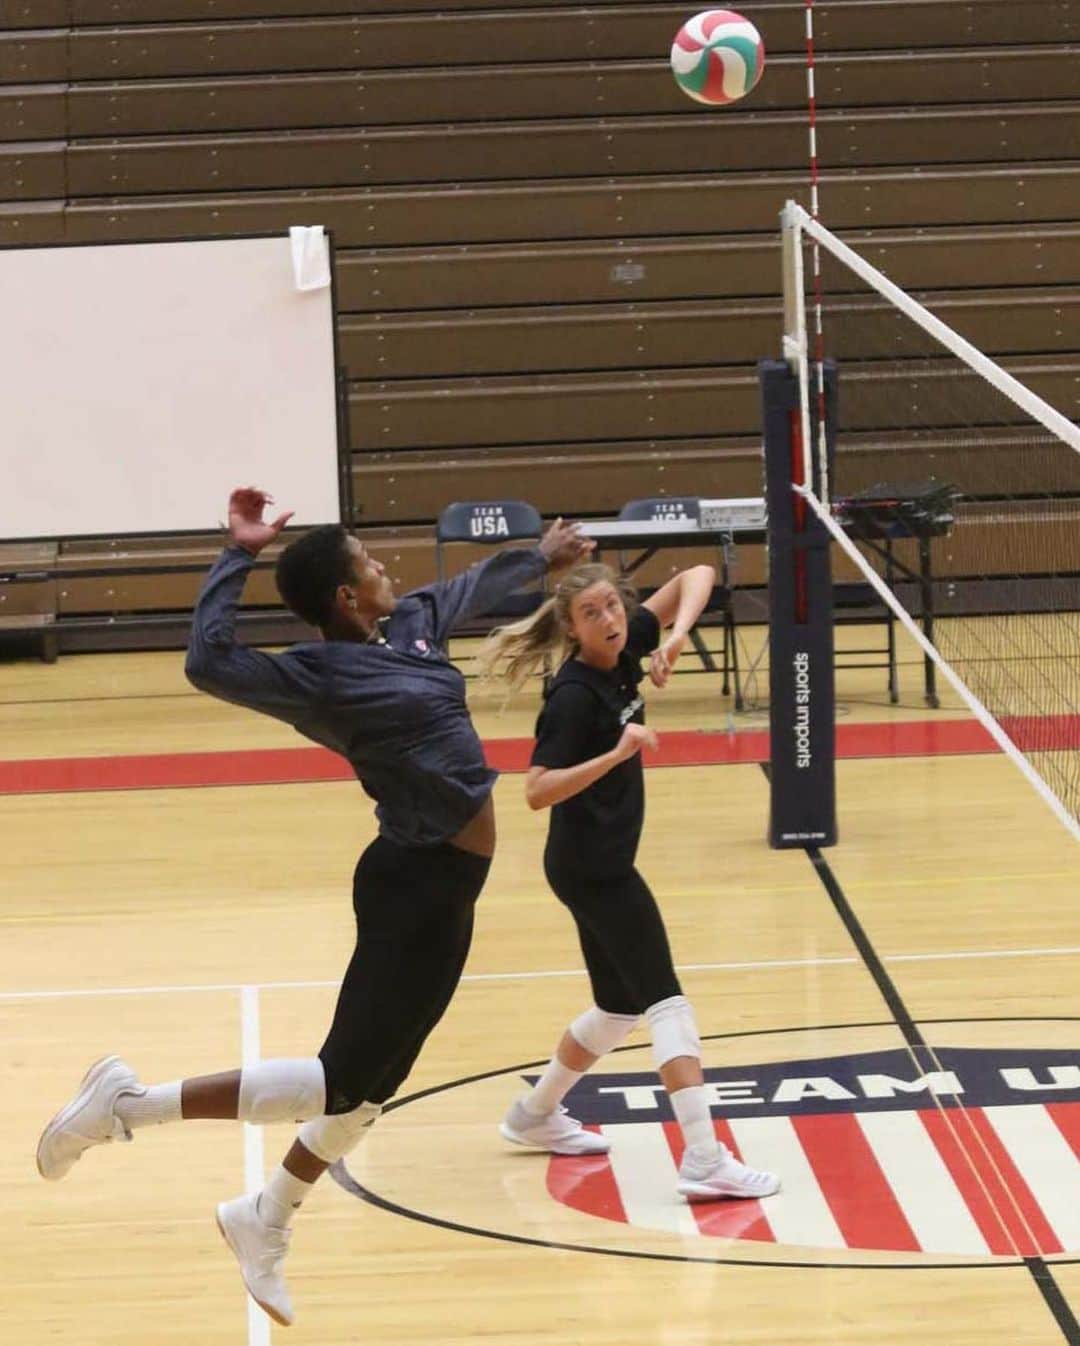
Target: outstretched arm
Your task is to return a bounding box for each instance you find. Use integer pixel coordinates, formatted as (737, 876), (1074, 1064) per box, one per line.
(185, 488), (316, 716)
(642, 564), (717, 688)
(426, 517), (595, 644)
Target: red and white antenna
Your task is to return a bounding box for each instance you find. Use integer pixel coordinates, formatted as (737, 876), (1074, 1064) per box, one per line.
(804, 0), (830, 505)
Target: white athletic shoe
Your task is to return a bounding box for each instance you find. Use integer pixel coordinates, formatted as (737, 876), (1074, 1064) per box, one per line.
(499, 1097), (610, 1156)
(677, 1145), (780, 1202)
(36, 1055), (141, 1181)
(216, 1193), (295, 1328)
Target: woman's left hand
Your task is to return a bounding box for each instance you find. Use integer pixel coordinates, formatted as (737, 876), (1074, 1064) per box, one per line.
(649, 633), (687, 688)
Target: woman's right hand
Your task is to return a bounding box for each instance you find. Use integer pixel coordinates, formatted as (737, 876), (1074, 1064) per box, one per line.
(611, 722), (658, 763)
(227, 486), (294, 556)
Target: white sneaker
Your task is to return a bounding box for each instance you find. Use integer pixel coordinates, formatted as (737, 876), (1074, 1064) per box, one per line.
(499, 1097), (610, 1156)
(677, 1145), (780, 1202)
(216, 1193), (295, 1328)
(36, 1055), (141, 1181)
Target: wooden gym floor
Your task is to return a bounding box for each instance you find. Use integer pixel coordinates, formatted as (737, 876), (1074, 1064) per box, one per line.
(1, 620), (1077, 1346)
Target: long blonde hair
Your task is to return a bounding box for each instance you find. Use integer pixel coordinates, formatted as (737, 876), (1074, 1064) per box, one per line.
(478, 562), (638, 693)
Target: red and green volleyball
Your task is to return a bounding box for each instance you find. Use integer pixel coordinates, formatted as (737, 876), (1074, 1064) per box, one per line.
(670, 9), (766, 106)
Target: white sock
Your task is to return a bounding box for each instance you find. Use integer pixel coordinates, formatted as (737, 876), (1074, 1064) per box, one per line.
(523, 1059), (583, 1116)
(258, 1164), (314, 1230)
(114, 1081), (183, 1131)
(670, 1085), (719, 1162)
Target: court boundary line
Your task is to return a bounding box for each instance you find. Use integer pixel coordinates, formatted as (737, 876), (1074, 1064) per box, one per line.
(805, 843), (1080, 1342)
(240, 986), (271, 1346)
(3, 943), (1080, 1004)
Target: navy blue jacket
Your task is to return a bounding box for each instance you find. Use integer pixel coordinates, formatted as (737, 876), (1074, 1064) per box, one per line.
(185, 543), (547, 847)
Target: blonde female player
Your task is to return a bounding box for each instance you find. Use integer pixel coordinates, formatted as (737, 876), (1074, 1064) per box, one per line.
(481, 562), (779, 1201)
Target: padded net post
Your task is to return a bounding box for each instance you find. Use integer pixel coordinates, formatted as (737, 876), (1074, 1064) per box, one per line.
(762, 358), (838, 848)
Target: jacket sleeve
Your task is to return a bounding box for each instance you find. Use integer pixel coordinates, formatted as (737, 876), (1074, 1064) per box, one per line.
(184, 546), (322, 717)
(414, 546), (549, 646)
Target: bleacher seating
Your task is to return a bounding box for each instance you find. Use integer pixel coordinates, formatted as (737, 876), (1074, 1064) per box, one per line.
(1, 0), (1077, 648)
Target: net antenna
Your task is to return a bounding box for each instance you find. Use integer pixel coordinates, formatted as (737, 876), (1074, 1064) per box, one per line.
(780, 199), (1080, 843)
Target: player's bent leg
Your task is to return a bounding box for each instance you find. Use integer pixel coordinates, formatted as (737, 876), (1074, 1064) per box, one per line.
(37, 1054), (329, 1181)
(646, 994), (702, 1072)
(297, 1100), (382, 1163)
(645, 996), (780, 1201)
(36, 1055), (141, 1180)
(570, 1005), (640, 1058)
(217, 1102), (380, 1327)
(237, 1058), (326, 1123)
(216, 1195), (295, 1328)
(500, 1006), (638, 1155)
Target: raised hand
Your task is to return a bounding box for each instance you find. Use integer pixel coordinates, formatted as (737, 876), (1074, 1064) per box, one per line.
(538, 517), (595, 573)
(227, 487), (295, 556)
(649, 633), (688, 688)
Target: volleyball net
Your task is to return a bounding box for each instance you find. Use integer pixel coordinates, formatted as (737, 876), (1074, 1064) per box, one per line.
(771, 200), (1080, 843)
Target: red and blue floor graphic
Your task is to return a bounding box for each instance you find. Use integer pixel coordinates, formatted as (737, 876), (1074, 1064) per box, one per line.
(543, 1048), (1080, 1256)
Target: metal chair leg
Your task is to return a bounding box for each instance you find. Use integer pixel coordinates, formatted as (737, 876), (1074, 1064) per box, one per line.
(728, 607), (743, 710)
(689, 626), (717, 674)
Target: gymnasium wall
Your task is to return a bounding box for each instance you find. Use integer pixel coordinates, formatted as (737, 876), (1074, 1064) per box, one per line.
(1, 0), (1077, 647)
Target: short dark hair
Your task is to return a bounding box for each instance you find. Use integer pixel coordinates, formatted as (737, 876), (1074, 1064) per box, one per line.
(275, 524), (353, 629)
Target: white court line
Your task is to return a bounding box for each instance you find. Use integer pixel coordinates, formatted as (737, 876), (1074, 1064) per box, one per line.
(886, 946), (1080, 965)
(241, 987), (265, 1195)
(1, 944), (1079, 1004)
(240, 986), (271, 1346)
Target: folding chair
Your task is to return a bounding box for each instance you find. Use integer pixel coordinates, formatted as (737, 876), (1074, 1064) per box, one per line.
(434, 500), (546, 647)
(833, 581), (899, 704)
(616, 496), (742, 706)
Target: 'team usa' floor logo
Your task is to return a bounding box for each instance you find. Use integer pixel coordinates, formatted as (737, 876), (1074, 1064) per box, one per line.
(334, 1029), (1080, 1266)
(539, 1047), (1080, 1256)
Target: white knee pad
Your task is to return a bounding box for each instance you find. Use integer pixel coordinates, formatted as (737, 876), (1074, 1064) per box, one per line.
(569, 1006), (640, 1058)
(645, 995), (701, 1071)
(237, 1058), (326, 1124)
(298, 1101), (382, 1164)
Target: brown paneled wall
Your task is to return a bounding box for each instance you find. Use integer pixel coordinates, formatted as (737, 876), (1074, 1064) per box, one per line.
(1, 0), (1077, 648)
(6, 163), (1080, 249)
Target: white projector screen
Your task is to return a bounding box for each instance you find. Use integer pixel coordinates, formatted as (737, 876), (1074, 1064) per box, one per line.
(0, 232), (345, 542)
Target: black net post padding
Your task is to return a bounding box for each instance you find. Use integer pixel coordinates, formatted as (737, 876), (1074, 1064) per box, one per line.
(760, 358), (838, 848)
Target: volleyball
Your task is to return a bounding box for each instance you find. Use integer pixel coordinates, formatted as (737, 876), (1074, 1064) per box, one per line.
(670, 9), (766, 106)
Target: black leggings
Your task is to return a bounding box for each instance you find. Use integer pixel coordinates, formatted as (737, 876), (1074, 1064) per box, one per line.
(319, 835), (490, 1113)
(544, 855), (683, 1017)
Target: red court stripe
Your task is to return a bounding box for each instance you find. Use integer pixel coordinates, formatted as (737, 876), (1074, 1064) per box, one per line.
(546, 1142), (628, 1227)
(0, 716), (1019, 796)
(1046, 1101), (1080, 1160)
(0, 746), (355, 794)
(491, 719), (1003, 768)
(1002, 713), (1080, 753)
(918, 1109), (1027, 1256)
(792, 1113), (919, 1252)
(961, 1108), (1063, 1256)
